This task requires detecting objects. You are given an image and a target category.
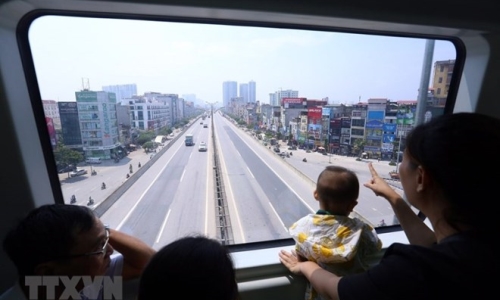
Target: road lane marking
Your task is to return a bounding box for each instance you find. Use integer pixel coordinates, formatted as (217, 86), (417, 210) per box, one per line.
(156, 208), (171, 243)
(116, 142), (183, 231)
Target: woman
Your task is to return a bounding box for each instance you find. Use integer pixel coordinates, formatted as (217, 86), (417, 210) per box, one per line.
(279, 112), (499, 299)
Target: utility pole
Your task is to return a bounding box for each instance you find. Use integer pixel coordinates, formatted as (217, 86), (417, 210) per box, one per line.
(395, 133), (402, 173)
(415, 40), (435, 126)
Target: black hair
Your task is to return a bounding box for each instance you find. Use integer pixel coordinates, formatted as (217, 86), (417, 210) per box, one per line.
(405, 112), (500, 235)
(3, 204), (96, 276)
(316, 165), (359, 204)
(138, 235), (239, 300)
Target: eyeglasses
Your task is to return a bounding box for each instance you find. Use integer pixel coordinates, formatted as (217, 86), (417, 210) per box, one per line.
(59, 225), (110, 259)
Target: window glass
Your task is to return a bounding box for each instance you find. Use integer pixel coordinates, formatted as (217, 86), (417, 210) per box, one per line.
(28, 16), (457, 248)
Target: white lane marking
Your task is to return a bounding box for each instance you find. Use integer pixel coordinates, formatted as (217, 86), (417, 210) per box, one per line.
(155, 209), (171, 243)
(116, 142), (183, 231)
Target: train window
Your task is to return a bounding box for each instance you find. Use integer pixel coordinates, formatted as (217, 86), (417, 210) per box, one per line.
(27, 15), (458, 249)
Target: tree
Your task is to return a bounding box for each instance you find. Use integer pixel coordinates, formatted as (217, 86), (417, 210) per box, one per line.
(53, 142), (83, 170)
(158, 127), (172, 136)
(136, 130), (156, 145)
(142, 141), (158, 152)
(352, 139), (366, 156)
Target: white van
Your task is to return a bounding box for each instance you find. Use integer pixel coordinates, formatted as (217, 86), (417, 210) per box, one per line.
(86, 157), (102, 164)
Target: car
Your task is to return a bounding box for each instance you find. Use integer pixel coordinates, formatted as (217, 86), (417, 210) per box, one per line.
(69, 169), (88, 177)
(57, 164), (74, 173)
(203, 124), (208, 128)
(200, 122), (203, 125)
(198, 142), (207, 152)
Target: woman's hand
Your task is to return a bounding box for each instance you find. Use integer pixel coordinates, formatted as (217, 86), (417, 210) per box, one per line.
(363, 162), (401, 202)
(279, 250), (304, 275)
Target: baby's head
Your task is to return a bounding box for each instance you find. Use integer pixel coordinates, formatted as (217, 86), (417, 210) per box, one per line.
(315, 166), (359, 215)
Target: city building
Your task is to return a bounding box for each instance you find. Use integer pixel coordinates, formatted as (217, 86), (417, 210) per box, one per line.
(223, 81), (237, 108)
(269, 89), (298, 106)
(102, 83), (137, 102)
(239, 83), (248, 103)
(248, 80), (256, 103)
(42, 100), (61, 129)
(58, 101), (82, 149)
(432, 59), (454, 100)
(75, 90), (122, 159)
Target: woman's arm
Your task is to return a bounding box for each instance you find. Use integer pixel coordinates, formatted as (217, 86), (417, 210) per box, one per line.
(364, 163), (435, 246)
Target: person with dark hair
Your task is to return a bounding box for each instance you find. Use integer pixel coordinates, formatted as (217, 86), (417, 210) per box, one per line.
(279, 112), (500, 299)
(137, 235), (239, 300)
(289, 166), (382, 300)
(1, 204), (156, 300)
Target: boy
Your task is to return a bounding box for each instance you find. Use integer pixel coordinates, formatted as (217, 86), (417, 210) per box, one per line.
(289, 166), (382, 300)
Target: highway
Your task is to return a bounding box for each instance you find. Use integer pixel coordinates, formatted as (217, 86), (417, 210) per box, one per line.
(60, 112), (408, 250)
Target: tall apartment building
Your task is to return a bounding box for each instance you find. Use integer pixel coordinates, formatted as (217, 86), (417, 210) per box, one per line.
(223, 81), (237, 108)
(248, 80), (256, 103)
(269, 89), (298, 106)
(75, 90), (121, 159)
(238, 81), (257, 104)
(102, 84), (137, 102)
(239, 83), (248, 103)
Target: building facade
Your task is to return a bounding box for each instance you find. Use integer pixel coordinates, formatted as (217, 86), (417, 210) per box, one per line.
(75, 90), (122, 159)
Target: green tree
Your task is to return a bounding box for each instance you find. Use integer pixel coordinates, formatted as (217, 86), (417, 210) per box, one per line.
(136, 130), (156, 145)
(142, 141), (156, 152)
(54, 142), (83, 170)
(158, 127), (172, 136)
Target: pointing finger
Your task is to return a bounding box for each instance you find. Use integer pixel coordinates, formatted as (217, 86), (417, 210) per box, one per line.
(368, 162), (379, 177)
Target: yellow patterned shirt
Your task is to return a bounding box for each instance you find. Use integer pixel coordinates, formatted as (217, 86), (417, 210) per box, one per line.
(289, 212), (382, 300)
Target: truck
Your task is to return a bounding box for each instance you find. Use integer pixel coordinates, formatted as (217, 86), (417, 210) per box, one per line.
(185, 133), (194, 146)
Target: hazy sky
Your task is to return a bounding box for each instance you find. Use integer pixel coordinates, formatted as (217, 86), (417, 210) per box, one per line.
(29, 16), (456, 105)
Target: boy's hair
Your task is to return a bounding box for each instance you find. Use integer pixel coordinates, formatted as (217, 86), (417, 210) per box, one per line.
(3, 204), (96, 276)
(316, 166), (359, 204)
(138, 235), (238, 300)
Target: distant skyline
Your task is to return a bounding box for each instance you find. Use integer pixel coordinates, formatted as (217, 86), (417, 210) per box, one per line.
(29, 16), (456, 105)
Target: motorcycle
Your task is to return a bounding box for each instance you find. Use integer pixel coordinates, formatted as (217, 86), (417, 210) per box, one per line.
(91, 170), (97, 176)
(70, 195), (76, 204)
(126, 173), (130, 179)
(302, 158), (307, 162)
(87, 197), (94, 206)
(101, 182), (106, 190)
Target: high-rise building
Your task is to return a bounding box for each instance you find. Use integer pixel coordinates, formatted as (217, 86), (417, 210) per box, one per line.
(223, 81), (237, 108)
(239, 83), (248, 103)
(269, 89), (299, 106)
(102, 84), (137, 102)
(248, 80), (256, 103)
